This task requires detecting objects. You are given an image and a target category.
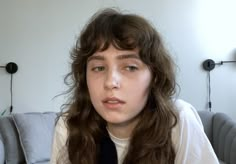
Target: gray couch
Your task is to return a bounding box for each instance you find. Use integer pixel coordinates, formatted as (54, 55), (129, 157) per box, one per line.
(0, 111), (236, 164)
(0, 112), (57, 164)
(198, 111), (236, 164)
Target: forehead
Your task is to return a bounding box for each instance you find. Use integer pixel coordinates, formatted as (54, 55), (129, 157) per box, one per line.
(87, 46), (140, 62)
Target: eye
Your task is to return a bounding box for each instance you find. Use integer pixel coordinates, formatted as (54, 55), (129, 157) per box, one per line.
(92, 66), (105, 72)
(125, 66), (138, 72)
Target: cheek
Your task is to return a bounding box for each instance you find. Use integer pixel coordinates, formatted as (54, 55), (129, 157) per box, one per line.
(86, 74), (102, 103)
(141, 74), (152, 100)
(136, 72), (152, 93)
(86, 73), (95, 98)
(129, 74), (152, 104)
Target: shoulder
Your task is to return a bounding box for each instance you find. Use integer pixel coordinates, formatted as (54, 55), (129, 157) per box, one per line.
(173, 99), (197, 115)
(56, 115), (67, 129)
(171, 99), (219, 164)
(172, 99), (203, 127)
(171, 99), (204, 154)
(55, 115), (68, 139)
(50, 115), (68, 164)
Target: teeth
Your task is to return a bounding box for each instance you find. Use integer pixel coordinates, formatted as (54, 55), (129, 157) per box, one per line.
(107, 101), (119, 103)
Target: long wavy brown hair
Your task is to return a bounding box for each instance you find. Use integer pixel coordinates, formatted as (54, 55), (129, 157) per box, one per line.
(60, 8), (177, 164)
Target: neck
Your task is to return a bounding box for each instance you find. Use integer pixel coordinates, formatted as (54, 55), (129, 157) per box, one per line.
(107, 118), (139, 139)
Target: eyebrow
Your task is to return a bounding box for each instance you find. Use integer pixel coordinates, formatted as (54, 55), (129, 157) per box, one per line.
(87, 55), (105, 62)
(87, 54), (140, 63)
(116, 54), (140, 60)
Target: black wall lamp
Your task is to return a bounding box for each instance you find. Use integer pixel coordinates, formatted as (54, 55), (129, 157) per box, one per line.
(0, 62), (18, 115)
(203, 59), (236, 71)
(0, 62), (18, 74)
(202, 58), (236, 111)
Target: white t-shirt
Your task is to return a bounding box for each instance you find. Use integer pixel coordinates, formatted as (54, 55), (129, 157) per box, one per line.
(50, 99), (219, 164)
(107, 129), (129, 164)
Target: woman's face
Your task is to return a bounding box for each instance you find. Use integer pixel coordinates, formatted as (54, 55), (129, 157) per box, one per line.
(86, 45), (152, 138)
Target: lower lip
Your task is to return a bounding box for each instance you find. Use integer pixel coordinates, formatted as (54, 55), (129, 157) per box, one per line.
(103, 102), (124, 109)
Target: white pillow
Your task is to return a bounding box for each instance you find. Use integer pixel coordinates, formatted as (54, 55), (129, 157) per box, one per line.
(12, 112), (57, 164)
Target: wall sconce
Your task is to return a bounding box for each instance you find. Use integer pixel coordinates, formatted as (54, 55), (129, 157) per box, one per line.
(0, 62), (18, 74)
(203, 59), (236, 71)
(0, 62), (18, 115)
(202, 57), (236, 111)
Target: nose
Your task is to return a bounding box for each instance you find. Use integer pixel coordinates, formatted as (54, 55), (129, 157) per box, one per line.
(104, 69), (120, 90)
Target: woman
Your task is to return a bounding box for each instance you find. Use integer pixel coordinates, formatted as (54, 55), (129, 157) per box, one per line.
(50, 8), (219, 164)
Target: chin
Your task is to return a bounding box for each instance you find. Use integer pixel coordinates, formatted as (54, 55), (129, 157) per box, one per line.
(105, 118), (125, 125)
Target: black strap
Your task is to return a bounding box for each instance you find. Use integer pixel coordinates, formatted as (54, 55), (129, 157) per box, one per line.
(98, 131), (118, 164)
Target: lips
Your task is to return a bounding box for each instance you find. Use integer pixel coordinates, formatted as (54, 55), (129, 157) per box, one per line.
(102, 97), (125, 109)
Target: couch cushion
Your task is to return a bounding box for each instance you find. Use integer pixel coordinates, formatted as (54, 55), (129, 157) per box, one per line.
(12, 112), (57, 164)
(223, 121), (236, 164)
(197, 110), (214, 143)
(34, 161), (50, 164)
(219, 159), (226, 164)
(0, 116), (25, 164)
(212, 112), (236, 164)
(212, 113), (230, 161)
(0, 135), (5, 164)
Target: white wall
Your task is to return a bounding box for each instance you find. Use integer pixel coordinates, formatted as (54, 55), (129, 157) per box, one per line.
(0, 0), (236, 119)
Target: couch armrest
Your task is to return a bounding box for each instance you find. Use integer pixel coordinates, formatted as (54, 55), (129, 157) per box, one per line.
(213, 113), (236, 164)
(198, 110), (214, 144)
(0, 134), (4, 164)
